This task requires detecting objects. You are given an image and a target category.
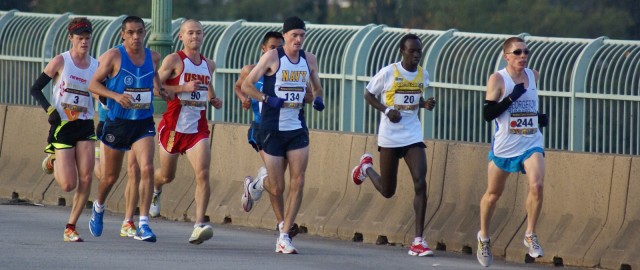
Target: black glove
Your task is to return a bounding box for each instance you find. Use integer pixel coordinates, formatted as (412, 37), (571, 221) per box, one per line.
(538, 113), (548, 128)
(47, 106), (61, 126)
(508, 83), (527, 102)
(99, 95), (108, 106)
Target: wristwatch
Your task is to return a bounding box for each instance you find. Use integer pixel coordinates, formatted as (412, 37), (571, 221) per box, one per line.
(262, 95), (267, 102)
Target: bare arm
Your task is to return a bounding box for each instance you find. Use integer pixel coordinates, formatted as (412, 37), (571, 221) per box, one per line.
(485, 73), (504, 102)
(206, 57), (222, 109)
(88, 49), (133, 108)
(305, 52), (323, 99)
(242, 49), (278, 101)
(234, 65), (255, 110)
(151, 51), (171, 101)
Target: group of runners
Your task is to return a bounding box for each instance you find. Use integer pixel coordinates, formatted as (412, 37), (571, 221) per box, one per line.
(30, 14), (546, 266)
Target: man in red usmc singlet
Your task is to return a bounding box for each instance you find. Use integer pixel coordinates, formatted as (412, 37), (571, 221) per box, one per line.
(152, 19), (222, 245)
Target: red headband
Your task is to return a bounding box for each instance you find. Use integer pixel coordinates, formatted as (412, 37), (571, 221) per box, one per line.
(68, 21), (91, 33)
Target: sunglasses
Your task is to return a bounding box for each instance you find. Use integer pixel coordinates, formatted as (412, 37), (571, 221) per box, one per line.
(507, 49), (530, 56)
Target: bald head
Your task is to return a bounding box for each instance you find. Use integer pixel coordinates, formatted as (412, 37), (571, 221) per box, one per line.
(180, 19), (203, 33)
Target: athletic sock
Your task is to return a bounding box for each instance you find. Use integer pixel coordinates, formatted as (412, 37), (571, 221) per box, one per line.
(139, 216), (149, 226)
(94, 202), (105, 213)
(478, 231), (490, 242)
(278, 221), (284, 232)
(413, 237), (423, 245)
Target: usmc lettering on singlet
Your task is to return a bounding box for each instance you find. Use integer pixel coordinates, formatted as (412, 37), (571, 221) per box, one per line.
(184, 73), (210, 85)
(281, 71), (307, 82)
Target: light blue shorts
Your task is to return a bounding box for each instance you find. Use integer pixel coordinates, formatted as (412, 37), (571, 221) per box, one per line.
(488, 147), (545, 174)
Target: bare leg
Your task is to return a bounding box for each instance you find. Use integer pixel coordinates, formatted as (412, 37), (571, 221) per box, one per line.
(522, 153), (544, 234)
(185, 139), (211, 224)
(124, 152), (140, 221)
(479, 162), (510, 239)
(130, 136), (155, 217)
(402, 147), (427, 237)
(281, 147), (308, 234)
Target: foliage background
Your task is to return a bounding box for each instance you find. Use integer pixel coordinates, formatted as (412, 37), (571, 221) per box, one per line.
(2, 0), (638, 39)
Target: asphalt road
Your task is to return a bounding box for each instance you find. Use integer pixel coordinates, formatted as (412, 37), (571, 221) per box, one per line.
(0, 201), (587, 270)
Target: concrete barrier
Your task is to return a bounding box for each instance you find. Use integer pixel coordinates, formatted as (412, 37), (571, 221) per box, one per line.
(3, 104), (640, 269)
(295, 130), (353, 236)
(207, 123), (265, 226)
(599, 156), (640, 270)
(582, 156), (630, 268)
(505, 151), (614, 266)
(424, 142), (522, 254)
(314, 134), (368, 240)
(0, 106), (54, 202)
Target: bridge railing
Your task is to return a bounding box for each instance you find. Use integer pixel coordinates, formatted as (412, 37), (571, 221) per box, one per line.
(1, 10), (638, 155)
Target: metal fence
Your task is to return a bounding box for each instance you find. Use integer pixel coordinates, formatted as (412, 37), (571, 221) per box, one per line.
(1, 10), (638, 155)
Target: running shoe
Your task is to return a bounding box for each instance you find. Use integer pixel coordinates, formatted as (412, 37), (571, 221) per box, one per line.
(241, 176), (254, 212)
(477, 232), (493, 267)
(63, 227), (83, 242)
(351, 153), (373, 185)
(134, 224), (156, 242)
(89, 202), (104, 237)
(150, 191), (161, 217)
(408, 239), (434, 256)
(251, 166), (267, 201)
(120, 220), (137, 237)
(275, 235), (298, 254)
(524, 233), (544, 258)
(42, 154), (55, 174)
(188, 224), (214, 245)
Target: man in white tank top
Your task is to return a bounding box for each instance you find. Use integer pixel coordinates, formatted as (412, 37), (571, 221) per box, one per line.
(151, 19), (221, 245)
(476, 37), (548, 267)
(29, 17), (98, 243)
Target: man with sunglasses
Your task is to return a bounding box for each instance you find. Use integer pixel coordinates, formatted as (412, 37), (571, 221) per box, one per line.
(476, 37), (547, 267)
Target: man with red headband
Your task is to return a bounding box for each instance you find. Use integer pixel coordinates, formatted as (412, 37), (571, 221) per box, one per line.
(29, 17), (98, 242)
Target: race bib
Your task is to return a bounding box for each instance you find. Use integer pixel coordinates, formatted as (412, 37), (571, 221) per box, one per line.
(394, 90), (420, 111)
(509, 112), (538, 135)
(125, 88), (152, 110)
(278, 86), (304, 109)
(178, 84), (208, 110)
(60, 88), (90, 121)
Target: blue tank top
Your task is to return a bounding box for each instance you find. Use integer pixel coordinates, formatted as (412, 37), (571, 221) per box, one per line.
(251, 76), (264, 123)
(105, 45), (155, 120)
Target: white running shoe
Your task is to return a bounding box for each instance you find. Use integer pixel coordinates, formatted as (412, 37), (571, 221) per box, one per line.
(250, 166), (267, 201)
(275, 235), (298, 254)
(189, 224), (213, 245)
(524, 233), (544, 258)
(150, 192), (161, 217)
(477, 232), (493, 267)
(241, 176), (254, 212)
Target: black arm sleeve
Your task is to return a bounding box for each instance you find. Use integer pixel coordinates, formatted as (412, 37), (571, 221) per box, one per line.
(483, 99), (513, 122)
(29, 72), (53, 112)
